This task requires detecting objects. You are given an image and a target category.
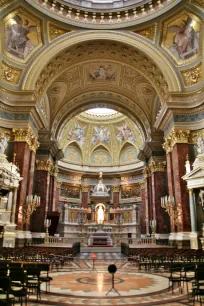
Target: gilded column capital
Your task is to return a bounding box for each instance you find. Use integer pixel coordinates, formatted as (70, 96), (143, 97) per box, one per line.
(81, 185), (90, 192)
(56, 181), (62, 188)
(163, 129), (190, 154)
(112, 186), (120, 192)
(36, 160), (53, 172)
(12, 127), (39, 153)
(142, 166), (151, 179)
(139, 182), (145, 190)
(50, 165), (59, 177)
(149, 160), (166, 173)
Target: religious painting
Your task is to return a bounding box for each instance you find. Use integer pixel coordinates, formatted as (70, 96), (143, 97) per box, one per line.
(121, 185), (140, 199)
(161, 11), (201, 64)
(92, 126), (110, 145)
(120, 146), (138, 164)
(67, 122), (86, 147)
(63, 145), (82, 164)
(61, 184), (80, 199)
(116, 122), (136, 143)
(4, 8), (42, 62)
(90, 150), (112, 165)
(88, 64), (116, 81)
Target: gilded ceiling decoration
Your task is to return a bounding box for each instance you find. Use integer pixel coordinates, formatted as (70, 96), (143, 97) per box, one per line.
(25, 0), (182, 29)
(133, 25), (157, 41)
(37, 41), (168, 102)
(48, 23), (73, 41)
(181, 62), (202, 87)
(1, 61), (22, 85)
(161, 10), (202, 66)
(59, 114), (143, 166)
(3, 7), (43, 63)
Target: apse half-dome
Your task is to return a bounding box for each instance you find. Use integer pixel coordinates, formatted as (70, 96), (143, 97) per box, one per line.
(58, 108), (144, 170)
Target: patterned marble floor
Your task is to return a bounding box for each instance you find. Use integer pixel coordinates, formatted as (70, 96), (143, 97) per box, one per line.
(20, 253), (200, 306)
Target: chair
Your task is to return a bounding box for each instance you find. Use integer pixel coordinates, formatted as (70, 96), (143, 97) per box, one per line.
(192, 269), (204, 305)
(38, 264), (52, 293)
(25, 267), (41, 300)
(10, 270), (27, 306)
(168, 263), (183, 293)
(182, 264), (195, 293)
(0, 277), (15, 306)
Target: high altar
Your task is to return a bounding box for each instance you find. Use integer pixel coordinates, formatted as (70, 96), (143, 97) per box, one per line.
(59, 172), (140, 248)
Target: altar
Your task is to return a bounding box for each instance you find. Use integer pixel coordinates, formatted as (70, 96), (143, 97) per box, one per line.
(88, 232), (113, 246)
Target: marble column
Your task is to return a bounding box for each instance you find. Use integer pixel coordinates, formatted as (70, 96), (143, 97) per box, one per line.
(81, 186), (89, 208)
(48, 165), (58, 211)
(189, 188), (198, 249)
(172, 143), (191, 232)
(55, 181), (62, 212)
(151, 170), (169, 234)
(31, 160), (52, 233)
(140, 182), (146, 234)
(112, 186), (120, 208)
(166, 151), (176, 233)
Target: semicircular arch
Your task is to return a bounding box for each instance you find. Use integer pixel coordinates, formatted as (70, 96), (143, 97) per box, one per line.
(22, 31), (182, 96)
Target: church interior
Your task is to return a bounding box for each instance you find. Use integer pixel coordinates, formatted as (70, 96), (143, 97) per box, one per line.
(0, 0), (204, 305)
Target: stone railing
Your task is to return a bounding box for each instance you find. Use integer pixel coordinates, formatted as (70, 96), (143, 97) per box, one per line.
(44, 236), (80, 244)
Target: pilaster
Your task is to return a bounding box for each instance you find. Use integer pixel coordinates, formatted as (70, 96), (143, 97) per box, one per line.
(112, 186), (120, 208)
(81, 185), (90, 208)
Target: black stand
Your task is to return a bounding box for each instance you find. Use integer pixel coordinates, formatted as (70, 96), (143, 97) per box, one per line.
(106, 273), (120, 296)
(90, 259), (98, 273)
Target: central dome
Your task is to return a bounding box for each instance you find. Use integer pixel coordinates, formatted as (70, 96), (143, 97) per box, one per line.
(85, 108), (117, 117)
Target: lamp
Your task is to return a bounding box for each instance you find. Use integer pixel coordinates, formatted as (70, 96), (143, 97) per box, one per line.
(19, 194), (40, 224)
(161, 195), (178, 225)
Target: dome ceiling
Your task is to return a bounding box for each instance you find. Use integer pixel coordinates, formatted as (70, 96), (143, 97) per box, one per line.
(58, 110), (144, 168)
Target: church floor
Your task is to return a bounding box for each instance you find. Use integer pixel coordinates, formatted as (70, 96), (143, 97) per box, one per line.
(22, 253), (200, 305)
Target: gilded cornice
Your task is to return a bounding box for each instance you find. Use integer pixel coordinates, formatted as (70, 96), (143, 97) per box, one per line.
(48, 23), (73, 41)
(11, 127), (39, 153)
(182, 63), (202, 87)
(25, 0), (182, 29)
(36, 159), (53, 172)
(190, 0), (204, 10)
(1, 61), (22, 85)
(163, 129), (190, 154)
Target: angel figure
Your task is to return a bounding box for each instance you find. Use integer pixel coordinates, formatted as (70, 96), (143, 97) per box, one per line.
(167, 16), (199, 60)
(6, 15), (37, 59)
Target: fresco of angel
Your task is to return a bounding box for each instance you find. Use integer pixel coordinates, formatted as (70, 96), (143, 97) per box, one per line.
(6, 14), (38, 59)
(92, 126), (110, 144)
(67, 122), (86, 147)
(116, 122), (135, 143)
(165, 16), (200, 61)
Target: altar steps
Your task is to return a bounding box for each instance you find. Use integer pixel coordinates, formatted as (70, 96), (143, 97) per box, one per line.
(81, 246), (121, 253)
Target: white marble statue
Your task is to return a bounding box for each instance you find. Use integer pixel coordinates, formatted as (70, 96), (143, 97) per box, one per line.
(197, 135), (204, 154)
(0, 134), (8, 155)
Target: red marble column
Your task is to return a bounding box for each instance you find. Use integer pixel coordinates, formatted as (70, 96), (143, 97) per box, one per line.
(14, 142), (31, 228)
(166, 152), (176, 232)
(55, 181), (62, 211)
(82, 187), (89, 208)
(32, 170), (50, 233)
(26, 151), (36, 196)
(172, 143), (190, 232)
(147, 176), (153, 222)
(112, 187), (120, 208)
(151, 171), (169, 234)
(140, 182), (146, 234)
